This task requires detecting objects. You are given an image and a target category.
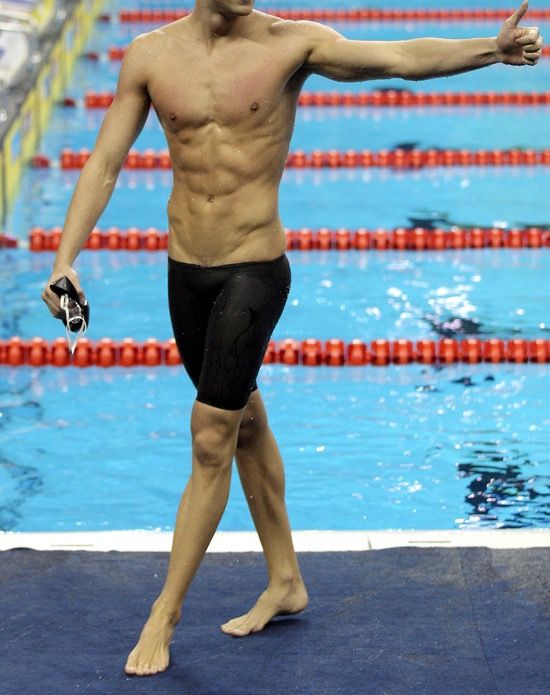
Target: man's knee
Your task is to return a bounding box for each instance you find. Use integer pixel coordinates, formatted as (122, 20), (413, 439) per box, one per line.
(236, 391), (269, 450)
(191, 400), (242, 468)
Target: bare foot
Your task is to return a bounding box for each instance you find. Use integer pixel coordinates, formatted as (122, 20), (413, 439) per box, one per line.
(124, 599), (181, 676)
(220, 578), (308, 637)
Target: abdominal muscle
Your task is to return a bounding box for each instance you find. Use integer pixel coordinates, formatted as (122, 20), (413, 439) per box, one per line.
(164, 119), (290, 267)
(166, 178), (287, 267)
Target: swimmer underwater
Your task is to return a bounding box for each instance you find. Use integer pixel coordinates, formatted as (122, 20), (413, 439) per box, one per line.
(41, 0), (543, 677)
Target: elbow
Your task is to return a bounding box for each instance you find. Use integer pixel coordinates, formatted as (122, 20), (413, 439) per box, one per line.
(397, 67), (425, 82)
(87, 151), (122, 187)
(393, 58), (416, 81)
(402, 73), (423, 82)
(391, 44), (420, 81)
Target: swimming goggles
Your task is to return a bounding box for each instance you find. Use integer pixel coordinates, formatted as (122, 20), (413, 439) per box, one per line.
(49, 276), (90, 355)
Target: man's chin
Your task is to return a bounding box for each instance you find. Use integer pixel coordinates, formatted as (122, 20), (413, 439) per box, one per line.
(219, 3), (254, 18)
(232, 1), (254, 14)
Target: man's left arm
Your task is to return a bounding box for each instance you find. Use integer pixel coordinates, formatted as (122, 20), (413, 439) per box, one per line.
(302, 0), (543, 82)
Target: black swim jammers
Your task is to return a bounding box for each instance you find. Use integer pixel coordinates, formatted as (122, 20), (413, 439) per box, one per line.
(167, 253), (291, 410)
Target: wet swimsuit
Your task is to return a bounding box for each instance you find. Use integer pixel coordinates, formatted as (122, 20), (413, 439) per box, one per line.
(167, 253), (291, 410)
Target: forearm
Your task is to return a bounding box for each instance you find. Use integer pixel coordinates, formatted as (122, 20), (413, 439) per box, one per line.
(399, 36), (500, 81)
(54, 154), (118, 268)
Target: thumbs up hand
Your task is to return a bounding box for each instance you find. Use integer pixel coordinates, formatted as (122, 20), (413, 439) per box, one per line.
(496, 0), (543, 65)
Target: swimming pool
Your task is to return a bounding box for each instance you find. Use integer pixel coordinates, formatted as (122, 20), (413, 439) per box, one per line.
(1, 0), (549, 534)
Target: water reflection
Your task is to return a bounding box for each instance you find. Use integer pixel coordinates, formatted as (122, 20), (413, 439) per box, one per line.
(456, 440), (550, 528)
(0, 379), (46, 531)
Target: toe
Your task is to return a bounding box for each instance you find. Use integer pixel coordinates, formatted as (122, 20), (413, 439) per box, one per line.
(228, 629), (246, 637)
(125, 658), (138, 675)
(225, 620), (251, 637)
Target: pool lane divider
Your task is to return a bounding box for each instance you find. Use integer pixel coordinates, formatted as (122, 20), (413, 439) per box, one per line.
(1, 337), (548, 367)
(6, 225), (547, 252)
(32, 148), (550, 170)
(77, 89), (550, 108)
(112, 8), (550, 22)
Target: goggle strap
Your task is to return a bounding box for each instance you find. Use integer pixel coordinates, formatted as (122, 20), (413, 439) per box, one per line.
(61, 294), (88, 356)
(64, 321), (88, 355)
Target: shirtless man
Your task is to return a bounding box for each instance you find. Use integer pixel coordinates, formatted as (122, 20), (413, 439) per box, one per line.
(42, 0), (542, 677)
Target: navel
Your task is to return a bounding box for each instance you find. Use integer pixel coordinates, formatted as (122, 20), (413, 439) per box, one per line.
(207, 195), (215, 204)
(169, 112), (176, 121)
(249, 102), (259, 112)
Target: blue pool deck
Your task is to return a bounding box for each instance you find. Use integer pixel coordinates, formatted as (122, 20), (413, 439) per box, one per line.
(2, 0), (550, 692)
(0, 532), (549, 695)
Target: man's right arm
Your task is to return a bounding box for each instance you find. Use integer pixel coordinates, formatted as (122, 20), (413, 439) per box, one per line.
(42, 34), (152, 313)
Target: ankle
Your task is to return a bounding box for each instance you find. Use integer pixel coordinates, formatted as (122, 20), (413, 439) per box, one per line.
(152, 597), (182, 624)
(268, 573), (303, 589)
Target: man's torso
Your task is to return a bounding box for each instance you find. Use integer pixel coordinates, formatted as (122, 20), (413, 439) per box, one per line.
(141, 12), (311, 265)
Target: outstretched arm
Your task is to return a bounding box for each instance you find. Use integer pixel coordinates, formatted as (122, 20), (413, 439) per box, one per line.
(302, 0), (543, 82)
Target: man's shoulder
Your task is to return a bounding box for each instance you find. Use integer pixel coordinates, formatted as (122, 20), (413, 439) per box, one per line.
(126, 18), (189, 54)
(124, 29), (159, 59)
(262, 14), (339, 45)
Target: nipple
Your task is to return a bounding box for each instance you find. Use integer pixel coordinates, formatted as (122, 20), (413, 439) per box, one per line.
(249, 102), (259, 112)
(169, 112), (176, 121)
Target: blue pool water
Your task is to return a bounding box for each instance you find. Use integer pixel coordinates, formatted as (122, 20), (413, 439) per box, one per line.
(2, 248), (549, 342)
(1, 362), (549, 532)
(1, 0), (549, 532)
(7, 168), (550, 237)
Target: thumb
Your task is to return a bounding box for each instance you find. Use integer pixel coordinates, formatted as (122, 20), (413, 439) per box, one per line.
(507, 0), (529, 26)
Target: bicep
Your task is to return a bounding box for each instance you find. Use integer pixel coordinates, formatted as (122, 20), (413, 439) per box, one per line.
(302, 22), (405, 81)
(92, 36), (151, 174)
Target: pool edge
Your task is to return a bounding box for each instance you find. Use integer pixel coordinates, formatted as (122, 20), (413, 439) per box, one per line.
(1, 528), (549, 552)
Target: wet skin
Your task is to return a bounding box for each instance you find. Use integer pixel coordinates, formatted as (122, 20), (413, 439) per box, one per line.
(125, 11), (314, 266)
(38, 0), (542, 678)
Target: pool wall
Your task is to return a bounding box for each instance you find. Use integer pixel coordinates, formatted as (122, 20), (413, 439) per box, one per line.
(0, 0), (105, 225)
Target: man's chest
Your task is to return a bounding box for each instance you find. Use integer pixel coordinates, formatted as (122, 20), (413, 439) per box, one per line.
(147, 37), (305, 129)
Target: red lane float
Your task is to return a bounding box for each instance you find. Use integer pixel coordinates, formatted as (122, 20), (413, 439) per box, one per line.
(50, 148), (550, 170)
(114, 8), (550, 22)
(0, 233), (18, 248)
(81, 89), (550, 108)
(26, 226), (550, 252)
(1, 337), (548, 367)
(31, 154), (50, 168)
(298, 90), (550, 107)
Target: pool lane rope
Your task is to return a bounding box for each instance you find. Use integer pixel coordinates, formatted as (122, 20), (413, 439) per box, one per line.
(32, 148), (550, 170)
(1, 337), (549, 367)
(77, 89), (550, 108)
(3, 226), (547, 252)
(111, 8), (550, 22)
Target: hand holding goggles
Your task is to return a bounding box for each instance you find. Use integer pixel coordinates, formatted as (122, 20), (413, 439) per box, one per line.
(49, 276), (90, 355)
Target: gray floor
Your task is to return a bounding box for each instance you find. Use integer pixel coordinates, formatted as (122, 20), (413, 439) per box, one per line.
(1, 546), (549, 695)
